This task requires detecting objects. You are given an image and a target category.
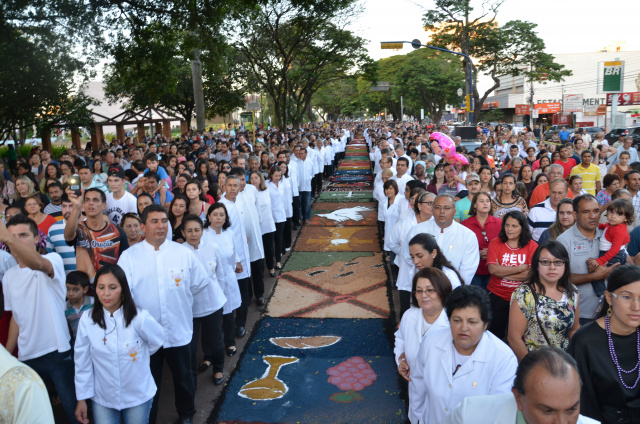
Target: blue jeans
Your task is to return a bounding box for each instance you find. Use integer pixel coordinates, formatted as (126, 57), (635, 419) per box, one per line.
(92, 398), (153, 424)
(470, 274), (490, 290)
(300, 191), (311, 220)
(24, 349), (78, 424)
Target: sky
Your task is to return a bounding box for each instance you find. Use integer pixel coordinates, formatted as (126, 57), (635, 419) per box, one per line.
(351, 0), (640, 61)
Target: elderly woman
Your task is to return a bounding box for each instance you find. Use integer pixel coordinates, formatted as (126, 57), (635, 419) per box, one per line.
(508, 241), (580, 361)
(394, 268), (452, 423)
(596, 173), (621, 206)
(411, 285), (518, 424)
(569, 265), (640, 424)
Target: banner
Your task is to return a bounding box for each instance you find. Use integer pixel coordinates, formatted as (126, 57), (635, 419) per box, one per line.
(606, 92), (640, 106)
(534, 102), (561, 114)
(563, 94), (583, 112)
(515, 104), (530, 115)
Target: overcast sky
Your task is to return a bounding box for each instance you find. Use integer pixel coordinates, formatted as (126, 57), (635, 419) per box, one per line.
(352, 0), (639, 61)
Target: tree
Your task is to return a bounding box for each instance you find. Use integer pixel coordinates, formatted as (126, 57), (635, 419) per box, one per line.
(0, 0), (103, 143)
(312, 78), (360, 121)
(103, 24), (246, 127)
(423, 0), (571, 121)
(232, 0), (373, 128)
(356, 56), (405, 121)
(395, 49), (465, 123)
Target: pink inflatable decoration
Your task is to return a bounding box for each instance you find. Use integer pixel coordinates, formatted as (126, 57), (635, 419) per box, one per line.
(429, 132), (469, 166)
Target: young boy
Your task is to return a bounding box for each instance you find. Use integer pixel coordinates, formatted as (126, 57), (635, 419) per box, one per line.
(144, 153), (171, 204)
(64, 270), (93, 340)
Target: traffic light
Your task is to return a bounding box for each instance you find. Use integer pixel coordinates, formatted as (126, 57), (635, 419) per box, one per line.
(464, 95), (471, 112)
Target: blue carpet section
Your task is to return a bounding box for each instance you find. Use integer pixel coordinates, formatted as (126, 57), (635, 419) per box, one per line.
(216, 317), (406, 423)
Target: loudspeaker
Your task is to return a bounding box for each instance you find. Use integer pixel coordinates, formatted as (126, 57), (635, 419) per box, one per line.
(456, 126), (477, 141)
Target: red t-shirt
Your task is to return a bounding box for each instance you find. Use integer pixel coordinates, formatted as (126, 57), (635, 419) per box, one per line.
(554, 158), (576, 178)
(487, 238), (538, 301)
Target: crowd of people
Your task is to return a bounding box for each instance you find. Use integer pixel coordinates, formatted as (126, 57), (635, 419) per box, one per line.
(371, 122), (639, 424)
(0, 119), (639, 424)
(0, 124), (351, 423)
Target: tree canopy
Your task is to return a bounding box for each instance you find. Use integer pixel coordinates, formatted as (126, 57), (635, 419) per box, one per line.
(423, 0), (571, 120)
(231, 0), (373, 128)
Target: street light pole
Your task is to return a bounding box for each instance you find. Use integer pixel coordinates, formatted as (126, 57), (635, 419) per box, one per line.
(381, 40), (474, 125)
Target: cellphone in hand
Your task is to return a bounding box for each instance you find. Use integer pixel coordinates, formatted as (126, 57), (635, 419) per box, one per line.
(68, 175), (82, 196)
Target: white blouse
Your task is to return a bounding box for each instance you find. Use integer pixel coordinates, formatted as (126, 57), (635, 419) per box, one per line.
(267, 181), (287, 223)
(255, 188), (276, 234)
(202, 228), (242, 314)
(74, 307), (164, 410)
(184, 240), (227, 317)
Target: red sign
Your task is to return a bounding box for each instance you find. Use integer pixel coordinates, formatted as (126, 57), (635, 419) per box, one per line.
(606, 92), (640, 106)
(534, 102), (562, 114)
(481, 101), (499, 110)
(576, 122), (594, 127)
(515, 104), (530, 115)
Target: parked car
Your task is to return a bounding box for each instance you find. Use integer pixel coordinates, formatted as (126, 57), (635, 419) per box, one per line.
(543, 125), (575, 141)
(605, 126), (640, 146)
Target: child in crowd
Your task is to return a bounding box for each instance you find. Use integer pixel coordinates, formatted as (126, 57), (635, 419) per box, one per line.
(64, 270), (93, 341)
(589, 199), (634, 295)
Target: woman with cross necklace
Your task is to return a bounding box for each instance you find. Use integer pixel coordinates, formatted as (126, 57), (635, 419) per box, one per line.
(73, 264), (164, 424)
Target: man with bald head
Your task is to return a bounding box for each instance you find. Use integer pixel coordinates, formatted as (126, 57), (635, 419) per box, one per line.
(529, 163), (575, 208)
(528, 179), (570, 242)
(443, 347), (597, 424)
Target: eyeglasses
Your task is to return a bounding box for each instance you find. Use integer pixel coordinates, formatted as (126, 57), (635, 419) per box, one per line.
(538, 259), (566, 267)
(481, 230), (489, 243)
(610, 292), (640, 304)
(414, 288), (437, 296)
(421, 201), (434, 206)
(433, 206), (454, 212)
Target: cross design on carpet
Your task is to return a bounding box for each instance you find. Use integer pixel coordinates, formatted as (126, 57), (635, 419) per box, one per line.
(277, 274), (389, 318)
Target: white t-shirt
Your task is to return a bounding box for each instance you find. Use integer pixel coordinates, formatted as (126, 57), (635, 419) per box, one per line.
(106, 191), (138, 225)
(3, 253), (69, 361)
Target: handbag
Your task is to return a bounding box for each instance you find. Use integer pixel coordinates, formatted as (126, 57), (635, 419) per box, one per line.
(529, 284), (553, 346)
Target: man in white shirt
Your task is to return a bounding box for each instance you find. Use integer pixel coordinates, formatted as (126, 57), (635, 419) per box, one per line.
(393, 157), (413, 196)
(443, 347), (598, 424)
(297, 147), (315, 223)
(230, 167), (266, 306)
(400, 194), (480, 284)
(118, 204), (209, 424)
(219, 176), (252, 337)
(1, 215), (77, 424)
(105, 165), (137, 225)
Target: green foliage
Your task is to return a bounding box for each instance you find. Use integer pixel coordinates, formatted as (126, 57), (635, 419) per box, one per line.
(312, 78), (361, 121)
(422, 0), (571, 121)
(482, 108), (505, 122)
(395, 49), (465, 123)
(232, 0), (372, 128)
(0, 18), (96, 143)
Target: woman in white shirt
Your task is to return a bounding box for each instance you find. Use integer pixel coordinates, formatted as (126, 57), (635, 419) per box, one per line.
(250, 171), (277, 277)
(267, 166), (287, 270)
(278, 161), (294, 255)
(203, 203), (243, 358)
(74, 264), (164, 424)
(383, 179), (401, 254)
(411, 285), (518, 424)
(374, 169), (393, 236)
(394, 267), (452, 423)
(183, 215), (229, 385)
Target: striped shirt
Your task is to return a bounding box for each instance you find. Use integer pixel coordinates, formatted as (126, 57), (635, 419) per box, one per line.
(528, 199), (556, 242)
(46, 220), (77, 274)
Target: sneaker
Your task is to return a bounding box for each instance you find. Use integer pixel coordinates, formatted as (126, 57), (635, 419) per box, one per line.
(285, 247), (291, 252)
